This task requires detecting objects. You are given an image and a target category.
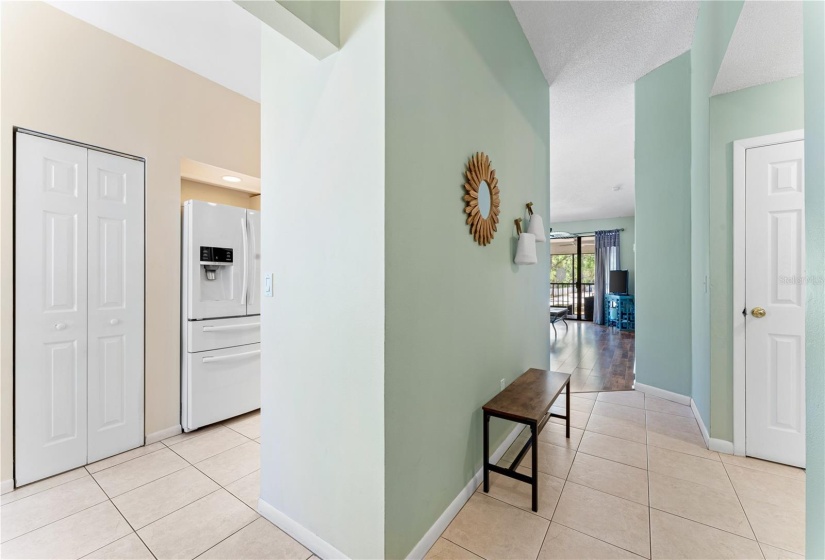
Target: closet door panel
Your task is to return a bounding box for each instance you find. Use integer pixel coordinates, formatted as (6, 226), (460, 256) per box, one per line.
(15, 133), (89, 486)
(87, 150), (144, 462)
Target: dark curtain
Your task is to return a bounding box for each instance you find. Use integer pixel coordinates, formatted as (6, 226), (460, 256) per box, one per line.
(593, 229), (621, 325)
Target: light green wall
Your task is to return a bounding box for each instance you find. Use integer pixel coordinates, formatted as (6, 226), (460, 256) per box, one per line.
(550, 217), (636, 294)
(276, 0), (339, 47)
(689, 0), (744, 427)
(384, 2), (550, 557)
(804, 1), (825, 555)
(634, 52), (692, 397)
(707, 77), (804, 442)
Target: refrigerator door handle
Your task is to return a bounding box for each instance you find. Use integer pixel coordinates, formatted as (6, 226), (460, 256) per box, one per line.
(202, 349), (261, 364)
(241, 217), (249, 305)
(202, 322), (260, 332)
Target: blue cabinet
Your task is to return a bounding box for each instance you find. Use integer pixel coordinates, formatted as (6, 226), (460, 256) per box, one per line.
(605, 294), (634, 331)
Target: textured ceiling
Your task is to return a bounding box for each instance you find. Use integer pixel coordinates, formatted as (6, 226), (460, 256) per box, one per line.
(47, 1), (262, 102)
(511, 1), (699, 223)
(712, 1), (803, 96)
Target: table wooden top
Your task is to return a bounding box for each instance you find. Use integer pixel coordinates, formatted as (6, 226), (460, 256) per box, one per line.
(482, 368), (571, 424)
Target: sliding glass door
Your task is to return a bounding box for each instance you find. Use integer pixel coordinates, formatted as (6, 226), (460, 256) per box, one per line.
(550, 236), (595, 320)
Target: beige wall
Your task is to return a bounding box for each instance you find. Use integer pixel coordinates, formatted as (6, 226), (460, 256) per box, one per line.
(181, 179), (260, 210)
(0, 2), (260, 483)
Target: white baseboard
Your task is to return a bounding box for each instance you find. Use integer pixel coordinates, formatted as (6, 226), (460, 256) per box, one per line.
(406, 424), (525, 560)
(634, 385), (734, 456)
(709, 438), (734, 454)
(691, 399), (710, 448)
(688, 399), (734, 455)
(635, 383), (691, 406)
(1, 479), (14, 494)
(145, 424), (181, 445)
(257, 498), (349, 560)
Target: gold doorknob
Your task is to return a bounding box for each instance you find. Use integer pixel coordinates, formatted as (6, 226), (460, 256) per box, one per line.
(751, 307), (767, 318)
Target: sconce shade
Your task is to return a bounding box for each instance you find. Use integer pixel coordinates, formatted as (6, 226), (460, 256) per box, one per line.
(515, 233), (538, 265)
(527, 213), (546, 242)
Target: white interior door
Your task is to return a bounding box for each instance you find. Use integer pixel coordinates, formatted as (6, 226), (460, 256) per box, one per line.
(87, 150), (145, 462)
(745, 139), (805, 468)
(15, 133), (89, 485)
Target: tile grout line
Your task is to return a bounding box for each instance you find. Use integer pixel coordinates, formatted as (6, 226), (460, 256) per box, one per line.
(647, 505), (764, 544)
(167, 434), (254, 465)
(192, 515), (262, 559)
(439, 536), (486, 559)
(86, 469), (159, 560)
(98, 462), (192, 501)
(86, 446), (177, 477)
(719, 459), (769, 554)
(718, 456), (805, 481)
(80, 532), (154, 560)
(551, 520), (647, 559)
(0, 493), (110, 547)
(1, 470), (91, 507)
(85, 442), (167, 476)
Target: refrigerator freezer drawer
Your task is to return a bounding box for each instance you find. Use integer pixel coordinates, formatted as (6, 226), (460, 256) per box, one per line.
(184, 343), (261, 431)
(187, 316), (260, 353)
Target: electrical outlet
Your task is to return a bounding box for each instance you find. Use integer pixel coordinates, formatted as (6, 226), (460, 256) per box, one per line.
(500, 378), (506, 391)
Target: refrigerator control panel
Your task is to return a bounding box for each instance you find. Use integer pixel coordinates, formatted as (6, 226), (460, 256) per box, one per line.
(199, 246), (233, 264)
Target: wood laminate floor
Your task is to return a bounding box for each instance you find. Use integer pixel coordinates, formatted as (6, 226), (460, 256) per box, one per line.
(549, 321), (635, 393)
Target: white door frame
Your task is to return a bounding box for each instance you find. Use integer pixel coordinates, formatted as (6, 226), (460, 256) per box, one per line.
(732, 129), (804, 457)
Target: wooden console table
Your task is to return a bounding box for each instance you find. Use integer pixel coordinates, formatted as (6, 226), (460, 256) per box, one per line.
(481, 369), (571, 511)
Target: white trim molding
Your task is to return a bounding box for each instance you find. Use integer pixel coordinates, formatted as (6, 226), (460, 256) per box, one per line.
(1, 479), (14, 494)
(732, 129), (805, 457)
(634, 383), (691, 406)
(710, 438), (735, 455)
(691, 399), (711, 448)
(145, 424), (182, 445)
(689, 399), (733, 454)
(406, 424), (525, 560)
(257, 499), (349, 560)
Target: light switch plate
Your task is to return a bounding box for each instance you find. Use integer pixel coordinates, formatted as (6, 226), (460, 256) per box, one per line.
(264, 273), (273, 297)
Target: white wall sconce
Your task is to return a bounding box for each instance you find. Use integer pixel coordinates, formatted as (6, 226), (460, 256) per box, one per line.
(514, 218), (537, 265)
(525, 202), (546, 242)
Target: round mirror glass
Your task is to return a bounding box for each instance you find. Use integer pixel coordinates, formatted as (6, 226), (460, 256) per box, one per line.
(477, 180), (492, 219)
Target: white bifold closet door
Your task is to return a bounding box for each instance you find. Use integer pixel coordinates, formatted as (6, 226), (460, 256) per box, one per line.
(15, 132), (144, 485)
(86, 149), (144, 463)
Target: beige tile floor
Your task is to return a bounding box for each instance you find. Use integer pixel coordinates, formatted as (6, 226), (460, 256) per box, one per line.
(1, 394), (807, 560)
(0, 410), (314, 560)
(432, 391), (806, 560)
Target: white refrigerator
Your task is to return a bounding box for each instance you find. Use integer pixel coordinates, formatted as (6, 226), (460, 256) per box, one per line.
(182, 200), (261, 432)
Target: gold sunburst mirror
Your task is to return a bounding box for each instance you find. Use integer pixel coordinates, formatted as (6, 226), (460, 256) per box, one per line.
(463, 152), (500, 246)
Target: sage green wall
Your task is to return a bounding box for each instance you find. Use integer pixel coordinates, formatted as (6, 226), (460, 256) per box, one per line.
(277, 0), (339, 47)
(804, 1), (825, 555)
(384, 2), (550, 557)
(689, 0), (744, 427)
(634, 52), (692, 397)
(707, 77), (804, 442)
(550, 217), (636, 295)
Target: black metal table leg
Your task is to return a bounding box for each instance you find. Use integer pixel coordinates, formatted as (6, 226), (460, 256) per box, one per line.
(566, 381), (571, 439)
(531, 422), (538, 512)
(483, 411), (490, 493)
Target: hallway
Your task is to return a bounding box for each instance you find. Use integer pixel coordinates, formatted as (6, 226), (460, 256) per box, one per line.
(431, 390), (805, 560)
(550, 322), (636, 392)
